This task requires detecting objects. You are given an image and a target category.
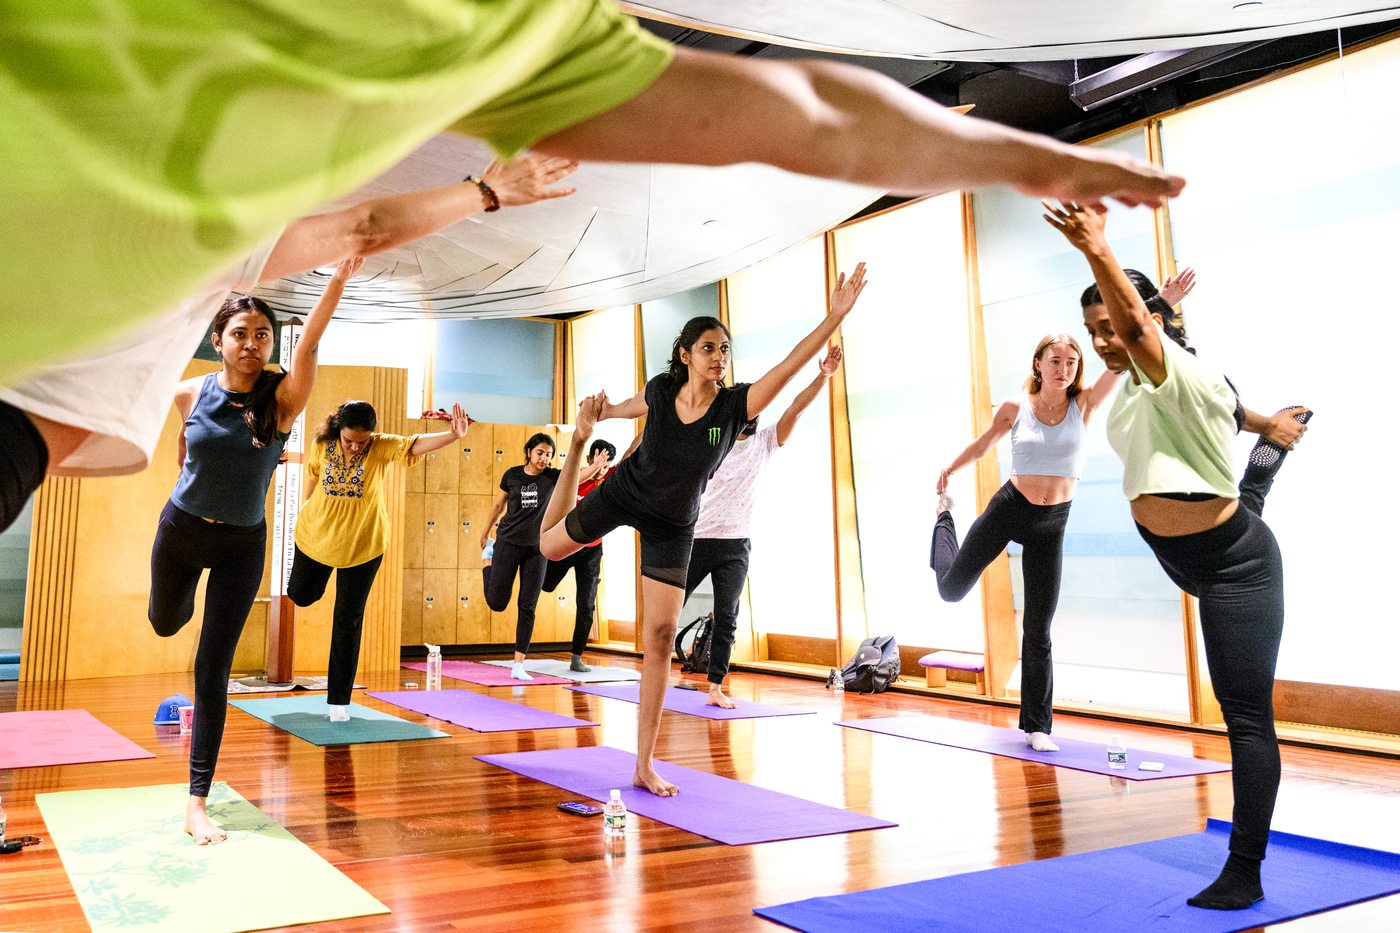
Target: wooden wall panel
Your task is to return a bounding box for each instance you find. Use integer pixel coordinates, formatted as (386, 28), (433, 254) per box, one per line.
(456, 570), (490, 644)
(19, 477), (81, 681)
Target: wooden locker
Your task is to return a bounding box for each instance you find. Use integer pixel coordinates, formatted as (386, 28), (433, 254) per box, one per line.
(404, 493), (425, 569)
(458, 430), (493, 496)
(404, 419), (427, 494)
(422, 493), (459, 569)
(456, 569), (490, 644)
(402, 569), (423, 646)
(424, 443), (459, 495)
(550, 569), (578, 643)
(491, 424), (526, 488)
(457, 494), (494, 569)
(421, 568), (457, 646)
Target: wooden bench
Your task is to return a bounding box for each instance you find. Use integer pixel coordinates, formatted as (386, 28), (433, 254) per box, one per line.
(918, 651), (986, 693)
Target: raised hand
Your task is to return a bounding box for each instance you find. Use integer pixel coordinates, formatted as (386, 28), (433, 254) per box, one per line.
(1014, 146), (1185, 211)
(449, 402), (471, 439)
(1042, 200), (1110, 255)
(481, 154), (580, 207)
(818, 344), (843, 376)
(332, 255), (365, 281)
(1160, 266), (1197, 307)
(936, 467), (951, 495)
(830, 262), (868, 319)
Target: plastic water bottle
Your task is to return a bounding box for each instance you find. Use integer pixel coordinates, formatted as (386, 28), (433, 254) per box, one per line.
(831, 670), (845, 697)
(604, 789), (627, 836)
(1107, 734), (1127, 770)
(425, 643), (442, 690)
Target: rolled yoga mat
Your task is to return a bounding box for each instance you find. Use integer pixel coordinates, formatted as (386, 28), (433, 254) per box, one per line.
(569, 683), (816, 720)
(0, 650), (18, 680)
(367, 689), (597, 733)
(38, 782), (388, 933)
(230, 695), (448, 746)
(483, 658), (642, 683)
(836, 715), (1231, 781)
(476, 745), (894, 846)
(403, 658), (572, 686)
(755, 819), (1400, 933)
(0, 709), (155, 770)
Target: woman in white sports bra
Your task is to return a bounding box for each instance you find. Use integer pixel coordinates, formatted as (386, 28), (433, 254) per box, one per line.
(931, 333), (1120, 752)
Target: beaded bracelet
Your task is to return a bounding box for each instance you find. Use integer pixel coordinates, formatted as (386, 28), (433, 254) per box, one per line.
(464, 175), (500, 212)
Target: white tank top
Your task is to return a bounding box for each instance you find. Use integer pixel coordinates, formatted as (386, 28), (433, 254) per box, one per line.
(1010, 395), (1087, 479)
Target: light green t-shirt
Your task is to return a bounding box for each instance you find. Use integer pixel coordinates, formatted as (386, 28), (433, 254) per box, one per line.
(1106, 327), (1239, 500)
(1, 0), (672, 384)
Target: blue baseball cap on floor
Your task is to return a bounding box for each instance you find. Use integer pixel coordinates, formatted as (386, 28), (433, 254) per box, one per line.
(154, 694), (192, 725)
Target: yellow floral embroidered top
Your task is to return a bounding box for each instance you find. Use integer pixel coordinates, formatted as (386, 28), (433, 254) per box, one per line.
(295, 433), (422, 568)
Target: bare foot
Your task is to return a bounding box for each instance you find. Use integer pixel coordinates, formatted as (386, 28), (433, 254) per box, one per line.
(705, 686), (737, 709)
(633, 762), (679, 797)
(184, 795), (226, 845)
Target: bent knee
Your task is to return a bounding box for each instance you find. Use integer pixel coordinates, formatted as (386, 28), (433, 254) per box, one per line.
(936, 578), (975, 603)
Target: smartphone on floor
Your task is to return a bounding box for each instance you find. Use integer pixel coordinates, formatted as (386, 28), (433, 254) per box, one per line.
(558, 801), (604, 817)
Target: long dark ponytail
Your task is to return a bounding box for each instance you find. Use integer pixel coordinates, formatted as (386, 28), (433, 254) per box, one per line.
(317, 400), (377, 445)
(666, 316), (731, 383)
(1079, 269), (1192, 352)
(211, 295), (286, 448)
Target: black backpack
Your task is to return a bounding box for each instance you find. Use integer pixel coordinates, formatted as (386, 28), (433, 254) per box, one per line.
(674, 614), (714, 674)
(828, 635), (901, 694)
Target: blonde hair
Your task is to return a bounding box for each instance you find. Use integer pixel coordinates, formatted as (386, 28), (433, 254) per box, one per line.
(1023, 333), (1085, 397)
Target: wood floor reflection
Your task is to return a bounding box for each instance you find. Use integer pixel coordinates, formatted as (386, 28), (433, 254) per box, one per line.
(2, 655), (1397, 932)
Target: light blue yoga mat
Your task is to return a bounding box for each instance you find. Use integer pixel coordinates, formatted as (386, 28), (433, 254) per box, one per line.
(230, 695), (448, 746)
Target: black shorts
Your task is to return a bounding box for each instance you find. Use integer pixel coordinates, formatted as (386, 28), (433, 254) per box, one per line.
(1, 401), (48, 534)
(565, 479), (693, 588)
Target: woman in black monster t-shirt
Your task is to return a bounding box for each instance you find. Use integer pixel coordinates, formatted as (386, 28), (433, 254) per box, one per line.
(540, 263), (868, 797)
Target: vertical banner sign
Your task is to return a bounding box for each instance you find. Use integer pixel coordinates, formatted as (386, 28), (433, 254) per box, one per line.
(267, 320), (305, 682)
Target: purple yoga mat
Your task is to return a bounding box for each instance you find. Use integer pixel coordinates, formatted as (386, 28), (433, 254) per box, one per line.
(402, 659), (571, 687)
(477, 745), (895, 846)
(836, 716), (1231, 781)
(367, 690), (596, 733)
(567, 683), (816, 720)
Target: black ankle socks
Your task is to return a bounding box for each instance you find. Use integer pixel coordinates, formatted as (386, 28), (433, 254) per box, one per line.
(1187, 852), (1264, 910)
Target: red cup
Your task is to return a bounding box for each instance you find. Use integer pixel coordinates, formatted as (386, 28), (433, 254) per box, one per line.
(177, 705), (194, 734)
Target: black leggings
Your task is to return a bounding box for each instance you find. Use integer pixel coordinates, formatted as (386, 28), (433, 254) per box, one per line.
(1138, 505), (1284, 862)
(484, 539), (548, 654)
(0, 400), (47, 534)
(286, 547), (383, 706)
(931, 481), (1071, 735)
(542, 545), (603, 655)
(683, 538), (751, 685)
(148, 501), (265, 798)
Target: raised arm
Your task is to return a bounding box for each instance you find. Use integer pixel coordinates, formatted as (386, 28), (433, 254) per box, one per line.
(1159, 265), (1196, 308)
(937, 399), (1019, 494)
(274, 257), (362, 431)
(775, 345), (842, 446)
(748, 263), (866, 419)
(172, 378), (200, 471)
(408, 403), (472, 456)
(598, 388), (648, 422)
(1076, 366), (1125, 425)
(538, 47), (1183, 211)
(1044, 202), (1166, 386)
(260, 155), (580, 282)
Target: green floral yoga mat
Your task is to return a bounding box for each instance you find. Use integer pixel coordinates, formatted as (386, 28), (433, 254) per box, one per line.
(229, 695), (449, 746)
(37, 783), (388, 933)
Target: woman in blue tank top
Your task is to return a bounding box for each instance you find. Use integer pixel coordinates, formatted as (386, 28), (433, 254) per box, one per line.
(149, 257), (361, 846)
(931, 333), (1122, 752)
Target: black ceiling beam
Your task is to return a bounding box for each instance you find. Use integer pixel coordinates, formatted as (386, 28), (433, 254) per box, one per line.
(1069, 42), (1266, 110)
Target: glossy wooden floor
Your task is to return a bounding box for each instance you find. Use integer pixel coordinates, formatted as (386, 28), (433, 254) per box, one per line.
(2, 655), (1399, 933)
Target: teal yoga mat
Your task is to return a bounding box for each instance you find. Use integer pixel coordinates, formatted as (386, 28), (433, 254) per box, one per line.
(229, 695), (448, 746)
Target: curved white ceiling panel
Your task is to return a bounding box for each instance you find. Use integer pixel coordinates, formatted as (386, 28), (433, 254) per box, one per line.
(622, 1), (1400, 61)
(255, 133), (879, 320)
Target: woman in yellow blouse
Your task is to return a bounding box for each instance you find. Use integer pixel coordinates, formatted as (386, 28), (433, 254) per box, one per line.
(291, 400), (470, 720)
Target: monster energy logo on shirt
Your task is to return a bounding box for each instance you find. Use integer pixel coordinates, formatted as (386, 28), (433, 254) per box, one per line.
(709, 427), (721, 445)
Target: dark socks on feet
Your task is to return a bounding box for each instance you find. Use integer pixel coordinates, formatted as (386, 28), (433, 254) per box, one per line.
(1188, 852), (1264, 910)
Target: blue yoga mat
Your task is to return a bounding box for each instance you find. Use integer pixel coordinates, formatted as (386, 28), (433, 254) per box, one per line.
(230, 695), (449, 746)
(0, 663), (17, 682)
(756, 820), (1400, 933)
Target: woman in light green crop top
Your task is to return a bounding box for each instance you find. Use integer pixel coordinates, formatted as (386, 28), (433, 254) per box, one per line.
(1046, 200), (1286, 912)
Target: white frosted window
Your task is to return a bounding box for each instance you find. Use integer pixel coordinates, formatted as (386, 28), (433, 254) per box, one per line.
(1161, 38), (1400, 691)
(834, 194), (980, 651)
(571, 307), (637, 624)
(726, 237), (837, 640)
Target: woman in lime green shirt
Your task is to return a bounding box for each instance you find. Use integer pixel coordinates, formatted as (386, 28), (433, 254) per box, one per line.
(1048, 201), (1285, 912)
(290, 402), (470, 721)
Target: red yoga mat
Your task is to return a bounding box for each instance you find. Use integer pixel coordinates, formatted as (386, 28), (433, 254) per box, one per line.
(0, 710), (155, 769)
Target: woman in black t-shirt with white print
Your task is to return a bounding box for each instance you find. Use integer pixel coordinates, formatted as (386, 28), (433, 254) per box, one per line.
(540, 263), (868, 797)
(480, 432), (561, 681)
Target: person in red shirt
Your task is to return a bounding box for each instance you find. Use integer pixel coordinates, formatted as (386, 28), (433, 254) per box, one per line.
(541, 439), (616, 672)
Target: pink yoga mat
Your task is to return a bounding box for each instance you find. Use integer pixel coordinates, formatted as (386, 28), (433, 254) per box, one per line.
(368, 690), (597, 733)
(0, 710), (155, 769)
(402, 659), (571, 687)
